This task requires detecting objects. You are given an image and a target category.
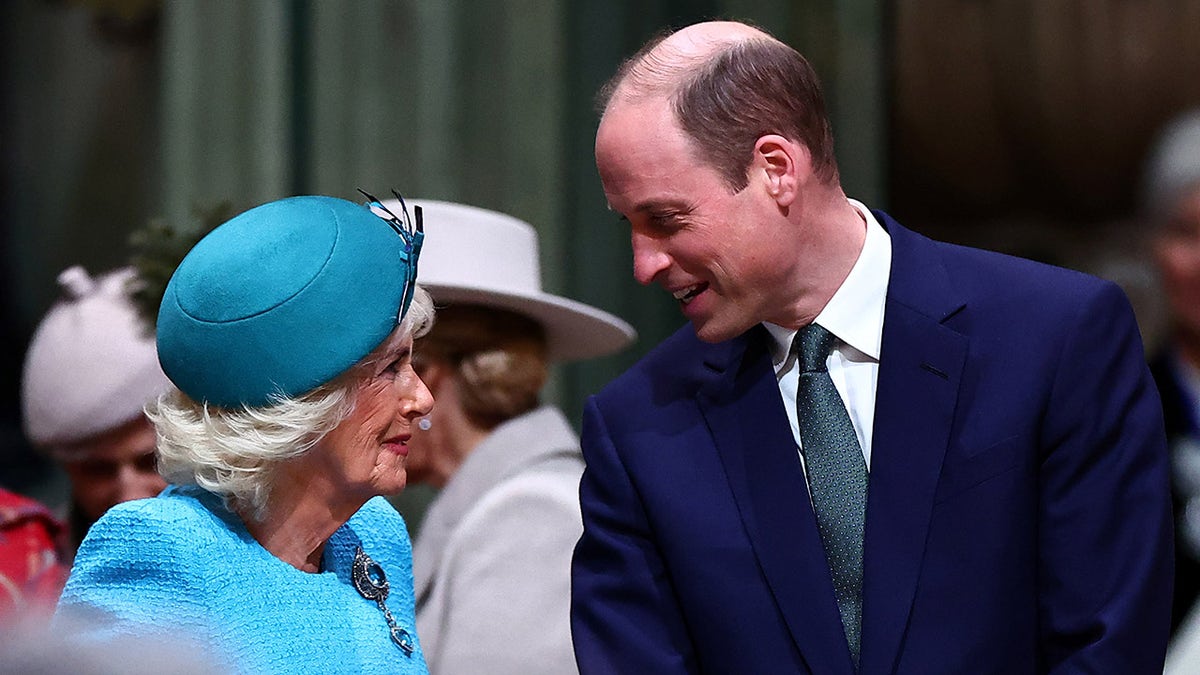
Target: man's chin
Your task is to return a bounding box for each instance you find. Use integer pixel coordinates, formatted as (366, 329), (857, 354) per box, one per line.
(690, 316), (750, 344)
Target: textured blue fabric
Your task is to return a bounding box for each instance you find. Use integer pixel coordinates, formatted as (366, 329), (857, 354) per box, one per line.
(157, 196), (414, 407)
(56, 486), (429, 675)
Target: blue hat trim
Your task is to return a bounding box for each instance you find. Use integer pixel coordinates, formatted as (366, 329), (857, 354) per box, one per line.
(357, 188), (424, 321)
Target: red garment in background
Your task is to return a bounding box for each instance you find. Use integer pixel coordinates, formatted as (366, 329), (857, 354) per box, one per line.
(0, 488), (67, 624)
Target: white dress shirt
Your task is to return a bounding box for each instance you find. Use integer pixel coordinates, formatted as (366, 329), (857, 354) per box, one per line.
(762, 199), (891, 473)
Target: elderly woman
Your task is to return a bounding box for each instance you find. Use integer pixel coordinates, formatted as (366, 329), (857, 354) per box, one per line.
(55, 194), (434, 674)
(393, 200), (634, 675)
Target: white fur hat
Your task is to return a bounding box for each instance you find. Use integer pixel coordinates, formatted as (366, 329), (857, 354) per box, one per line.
(1143, 108), (1200, 218)
(390, 199), (637, 361)
(21, 266), (171, 450)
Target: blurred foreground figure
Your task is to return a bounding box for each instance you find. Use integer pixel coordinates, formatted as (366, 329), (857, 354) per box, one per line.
(0, 618), (222, 675)
(55, 194), (435, 673)
(395, 200), (634, 675)
(21, 266), (169, 552)
(571, 20), (1172, 674)
(1144, 109), (1200, 672)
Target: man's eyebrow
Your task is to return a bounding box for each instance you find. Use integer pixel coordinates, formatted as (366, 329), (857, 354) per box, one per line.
(604, 197), (692, 219)
(630, 198), (692, 213)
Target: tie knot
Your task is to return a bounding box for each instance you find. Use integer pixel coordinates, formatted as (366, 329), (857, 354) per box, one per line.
(794, 323), (836, 372)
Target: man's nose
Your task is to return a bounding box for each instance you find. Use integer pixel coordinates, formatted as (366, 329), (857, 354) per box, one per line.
(631, 230), (670, 286)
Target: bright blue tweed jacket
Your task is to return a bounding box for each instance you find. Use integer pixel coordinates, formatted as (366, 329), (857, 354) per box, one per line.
(56, 485), (429, 674)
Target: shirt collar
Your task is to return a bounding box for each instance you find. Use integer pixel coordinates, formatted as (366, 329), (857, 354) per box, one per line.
(764, 199), (892, 366)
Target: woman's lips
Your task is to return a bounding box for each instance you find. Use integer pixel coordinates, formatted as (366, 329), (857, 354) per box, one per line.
(384, 436), (410, 456)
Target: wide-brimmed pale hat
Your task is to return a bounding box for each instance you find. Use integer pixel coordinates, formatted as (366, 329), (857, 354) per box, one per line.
(21, 266), (171, 451)
(385, 199), (635, 361)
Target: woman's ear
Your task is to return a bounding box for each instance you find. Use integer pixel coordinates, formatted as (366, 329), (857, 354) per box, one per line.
(752, 134), (811, 208)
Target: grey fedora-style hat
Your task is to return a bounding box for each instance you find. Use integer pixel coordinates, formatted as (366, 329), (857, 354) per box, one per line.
(389, 199), (635, 362)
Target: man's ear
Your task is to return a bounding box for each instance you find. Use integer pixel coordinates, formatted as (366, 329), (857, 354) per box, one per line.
(752, 134), (811, 208)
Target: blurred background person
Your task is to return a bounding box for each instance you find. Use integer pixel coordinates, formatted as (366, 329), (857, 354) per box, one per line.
(56, 194), (435, 673)
(394, 200), (634, 675)
(20, 265), (170, 555)
(1144, 109), (1200, 670)
(6, 213), (223, 629)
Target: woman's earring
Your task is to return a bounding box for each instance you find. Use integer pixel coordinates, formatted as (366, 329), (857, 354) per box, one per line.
(417, 417), (432, 431)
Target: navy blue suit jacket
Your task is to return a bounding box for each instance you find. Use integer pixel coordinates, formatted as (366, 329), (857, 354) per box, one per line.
(571, 213), (1173, 674)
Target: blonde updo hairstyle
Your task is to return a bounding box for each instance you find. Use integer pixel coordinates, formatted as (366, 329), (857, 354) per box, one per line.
(415, 304), (547, 430)
(148, 286), (435, 520)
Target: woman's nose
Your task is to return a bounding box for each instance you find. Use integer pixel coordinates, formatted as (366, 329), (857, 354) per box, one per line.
(404, 373), (435, 419)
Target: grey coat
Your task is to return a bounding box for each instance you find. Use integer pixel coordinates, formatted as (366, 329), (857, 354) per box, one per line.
(413, 406), (583, 675)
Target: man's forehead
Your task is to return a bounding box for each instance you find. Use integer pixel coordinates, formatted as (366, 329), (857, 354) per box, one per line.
(599, 95), (672, 133)
(597, 100), (686, 173)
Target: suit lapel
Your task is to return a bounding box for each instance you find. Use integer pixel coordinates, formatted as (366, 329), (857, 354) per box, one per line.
(859, 214), (968, 673)
(698, 329), (856, 675)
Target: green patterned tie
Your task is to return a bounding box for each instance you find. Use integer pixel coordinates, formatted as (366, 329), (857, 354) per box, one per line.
(794, 323), (867, 664)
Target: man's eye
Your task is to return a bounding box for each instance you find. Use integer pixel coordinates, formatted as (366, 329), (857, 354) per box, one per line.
(649, 213), (682, 229)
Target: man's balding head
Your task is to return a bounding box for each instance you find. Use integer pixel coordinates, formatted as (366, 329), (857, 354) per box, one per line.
(598, 20), (838, 191)
(600, 22), (772, 105)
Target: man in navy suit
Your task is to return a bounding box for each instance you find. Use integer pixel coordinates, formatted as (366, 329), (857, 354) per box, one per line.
(570, 20), (1174, 674)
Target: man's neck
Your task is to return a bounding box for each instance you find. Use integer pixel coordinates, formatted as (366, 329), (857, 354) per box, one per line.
(773, 196), (869, 330)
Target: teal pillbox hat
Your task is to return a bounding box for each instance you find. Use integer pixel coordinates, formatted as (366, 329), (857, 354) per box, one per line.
(157, 195), (418, 408)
